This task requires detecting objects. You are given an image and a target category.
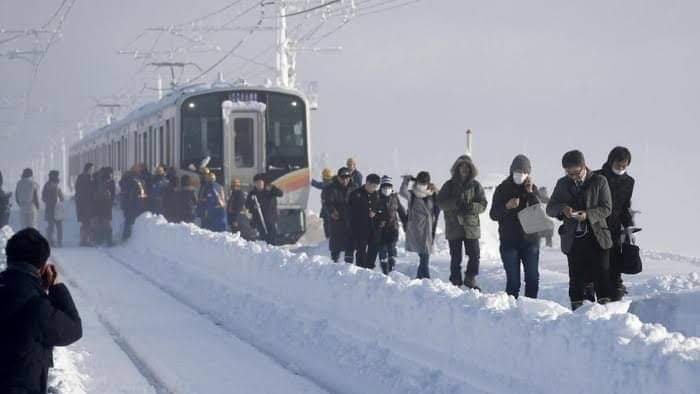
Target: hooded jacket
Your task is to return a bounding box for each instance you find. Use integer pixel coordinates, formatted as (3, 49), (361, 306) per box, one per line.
(437, 155), (488, 240)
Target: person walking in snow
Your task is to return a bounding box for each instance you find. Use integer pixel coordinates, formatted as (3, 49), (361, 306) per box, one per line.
(148, 165), (169, 215)
(41, 170), (65, 248)
(490, 155), (542, 299)
(346, 157), (363, 191)
(348, 173), (382, 269)
(200, 172), (227, 232)
(75, 163), (96, 245)
(246, 174), (284, 243)
(547, 150), (613, 310)
(93, 167), (116, 246)
(374, 176), (407, 275)
(175, 175), (198, 224)
(322, 167), (355, 263)
(400, 172), (440, 279)
(15, 168), (40, 230)
(0, 170), (12, 228)
(227, 178), (254, 239)
(121, 164), (149, 241)
(312, 168), (334, 239)
(594, 146), (636, 301)
(0, 228), (82, 394)
(437, 155), (488, 290)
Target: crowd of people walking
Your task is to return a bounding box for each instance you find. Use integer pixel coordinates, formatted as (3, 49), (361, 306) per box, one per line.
(0, 144), (638, 311)
(314, 147), (638, 310)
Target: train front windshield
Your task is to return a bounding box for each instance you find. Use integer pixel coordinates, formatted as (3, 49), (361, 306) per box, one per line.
(181, 91), (308, 174)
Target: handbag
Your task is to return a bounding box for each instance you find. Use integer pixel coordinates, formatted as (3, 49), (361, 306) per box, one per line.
(517, 203), (555, 234)
(620, 229), (643, 275)
(54, 201), (66, 221)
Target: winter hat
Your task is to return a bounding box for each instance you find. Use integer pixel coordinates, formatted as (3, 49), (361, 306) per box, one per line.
(322, 168), (333, 180)
(416, 171), (431, 184)
(380, 175), (393, 187)
(253, 173), (266, 182)
(6, 228), (51, 269)
(510, 154), (532, 174)
(337, 167), (351, 177)
(21, 168), (33, 179)
(366, 173), (381, 185)
(49, 170), (59, 182)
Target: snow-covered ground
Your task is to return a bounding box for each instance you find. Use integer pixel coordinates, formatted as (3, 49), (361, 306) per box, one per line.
(3, 202), (699, 393)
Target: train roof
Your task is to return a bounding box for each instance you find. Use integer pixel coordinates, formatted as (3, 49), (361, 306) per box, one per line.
(71, 83), (307, 152)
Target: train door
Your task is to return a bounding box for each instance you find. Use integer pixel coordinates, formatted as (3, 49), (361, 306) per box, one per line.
(222, 101), (266, 191)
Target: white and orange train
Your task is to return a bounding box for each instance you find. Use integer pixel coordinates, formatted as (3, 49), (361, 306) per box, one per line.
(69, 82), (312, 243)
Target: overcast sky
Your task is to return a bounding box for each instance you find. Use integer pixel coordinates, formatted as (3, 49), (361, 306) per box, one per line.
(1, 0), (698, 255)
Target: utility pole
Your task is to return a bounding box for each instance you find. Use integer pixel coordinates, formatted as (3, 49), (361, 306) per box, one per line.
(465, 129), (473, 157)
(276, 0), (291, 88)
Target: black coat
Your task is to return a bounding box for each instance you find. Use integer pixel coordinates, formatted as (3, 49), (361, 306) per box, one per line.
(0, 266), (82, 394)
(227, 189), (247, 223)
(93, 178), (116, 221)
(595, 165), (635, 242)
(376, 193), (407, 244)
(348, 187), (381, 241)
(489, 177), (542, 243)
(245, 186), (283, 230)
(321, 179), (353, 250)
(122, 173), (148, 220)
(174, 187), (198, 224)
(74, 172), (94, 223)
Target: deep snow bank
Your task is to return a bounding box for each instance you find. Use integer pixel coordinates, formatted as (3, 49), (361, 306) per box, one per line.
(630, 290), (700, 338)
(123, 214), (700, 394)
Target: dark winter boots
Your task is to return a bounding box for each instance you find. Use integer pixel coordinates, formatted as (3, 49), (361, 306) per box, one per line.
(464, 275), (481, 292)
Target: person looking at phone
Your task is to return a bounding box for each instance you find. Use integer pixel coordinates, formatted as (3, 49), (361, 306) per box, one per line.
(0, 228), (83, 393)
(546, 150), (613, 310)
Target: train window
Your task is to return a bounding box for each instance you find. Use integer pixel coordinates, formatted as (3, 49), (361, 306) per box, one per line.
(266, 93), (308, 169)
(181, 94), (223, 170)
(165, 120), (171, 165)
(234, 118), (255, 168)
(143, 133), (148, 168)
(159, 126), (164, 167)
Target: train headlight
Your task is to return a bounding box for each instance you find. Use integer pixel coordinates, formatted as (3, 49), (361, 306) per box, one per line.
(187, 102), (197, 109)
(290, 101), (298, 107)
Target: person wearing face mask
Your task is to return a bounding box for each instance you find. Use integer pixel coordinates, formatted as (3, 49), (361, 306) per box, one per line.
(401, 172), (440, 279)
(594, 146), (636, 301)
(322, 167), (355, 263)
(375, 176), (408, 275)
(490, 155), (542, 299)
(437, 155), (488, 290)
(547, 150), (613, 310)
(348, 174), (382, 269)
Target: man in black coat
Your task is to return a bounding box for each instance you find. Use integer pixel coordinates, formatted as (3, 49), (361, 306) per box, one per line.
(348, 173), (382, 269)
(0, 228), (82, 393)
(74, 163), (95, 246)
(322, 168), (355, 263)
(245, 174), (284, 244)
(595, 146), (636, 301)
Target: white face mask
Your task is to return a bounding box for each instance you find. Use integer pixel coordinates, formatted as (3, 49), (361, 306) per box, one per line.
(416, 184), (429, 193)
(513, 172), (528, 185)
(612, 168), (626, 176)
(381, 187), (392, 196)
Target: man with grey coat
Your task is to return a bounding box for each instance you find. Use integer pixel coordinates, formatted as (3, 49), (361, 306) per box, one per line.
(437, 155), (488, 290)
(546, 150), (613, 310)
(15, 168), (40, 230)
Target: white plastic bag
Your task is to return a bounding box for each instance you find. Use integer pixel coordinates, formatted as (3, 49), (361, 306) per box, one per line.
(517, 203), (554, 234)
(54, 201), (66, 221)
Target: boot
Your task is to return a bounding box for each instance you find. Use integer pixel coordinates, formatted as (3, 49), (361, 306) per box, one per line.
(449, 274), (463, 287)
(388, 258), (395, 273)
(380, 261), (389, 275)
(464, 275), (481, 292)
(571, 300), (584, 311)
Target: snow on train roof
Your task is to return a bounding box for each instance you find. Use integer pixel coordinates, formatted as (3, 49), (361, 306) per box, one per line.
(71, 83), (306, 151)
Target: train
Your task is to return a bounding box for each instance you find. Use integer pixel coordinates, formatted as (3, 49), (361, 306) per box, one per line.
(69, 81), (312, 243)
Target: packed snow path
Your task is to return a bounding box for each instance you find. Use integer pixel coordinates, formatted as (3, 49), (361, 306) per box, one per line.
(52, 247), (326, 394)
